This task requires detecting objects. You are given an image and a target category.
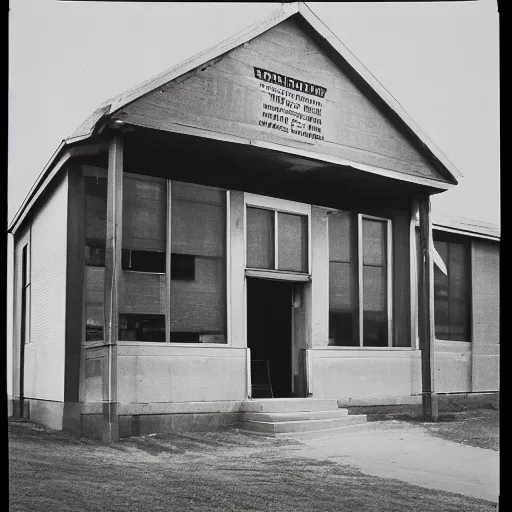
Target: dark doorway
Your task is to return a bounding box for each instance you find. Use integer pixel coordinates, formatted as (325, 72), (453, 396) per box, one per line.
(247, 278), (294, 398)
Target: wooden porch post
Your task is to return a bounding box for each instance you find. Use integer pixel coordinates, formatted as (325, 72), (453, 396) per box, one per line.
(418, 196), (438, 421)
(102, 134), (123, 442)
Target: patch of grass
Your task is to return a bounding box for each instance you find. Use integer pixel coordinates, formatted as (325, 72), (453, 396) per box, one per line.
(8, 419), (496, 512)
(418, 408), (499, 451)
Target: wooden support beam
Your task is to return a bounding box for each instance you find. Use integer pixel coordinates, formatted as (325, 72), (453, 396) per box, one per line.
(418, 197), (438, 421)
(102, 134), (123, 442)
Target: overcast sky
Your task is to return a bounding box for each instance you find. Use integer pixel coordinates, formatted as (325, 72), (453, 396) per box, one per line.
(8, 0), (500, 225)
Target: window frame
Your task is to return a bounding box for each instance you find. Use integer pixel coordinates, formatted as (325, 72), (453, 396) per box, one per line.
(83, 170), (230, 346)
(326, 211), (394, 349)
(166, 180), (229, 345)
(357, 214), (393, 348)
(244, 193), (312, 277)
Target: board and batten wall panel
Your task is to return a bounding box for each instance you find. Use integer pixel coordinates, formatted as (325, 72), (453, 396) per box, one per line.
(119, 18), (446, 183)
(24, 175), (69, 401)
(471, 239), (499, 392)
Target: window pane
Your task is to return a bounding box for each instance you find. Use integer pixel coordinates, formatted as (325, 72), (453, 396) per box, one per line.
(120, 272), (166, 315)
(246, 207), (274, 269)
(362, 219), (388, 347)
(329, 211), (352, 262)
(328, 211), (357, 346)
(278, 212), (307, 272)
(363, 265), (386, 312)
(85, 267), (104, 341)
(123, 176), (167, 253)
(85, 177), (107, 245)
(85, 173), (107, 341)
(362, 219), (386, 266)
(433, 239), (470, 341)
(170, 183), (227, 343)
(119, 314), (165, 342)
(448, 243), (469, 341)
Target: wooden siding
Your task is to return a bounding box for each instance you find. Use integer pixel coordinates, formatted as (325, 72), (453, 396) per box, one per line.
(119, 19), (445, 183)
(471, 239), (499, 391)
(12, 225), (31, 400)
(24, 175), (69, 401)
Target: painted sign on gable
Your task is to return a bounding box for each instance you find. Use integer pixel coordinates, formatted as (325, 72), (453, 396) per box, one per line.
(254, 67), (327, 143)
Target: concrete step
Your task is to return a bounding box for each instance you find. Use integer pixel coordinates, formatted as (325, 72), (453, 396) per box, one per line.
(243, 409), (349, 423)
(241, 414), (368, 434)
(241, 398), (340, 413)
(239, 420), (406, 440)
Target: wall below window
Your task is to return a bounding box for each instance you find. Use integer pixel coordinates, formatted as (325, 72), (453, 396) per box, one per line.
(309, 348), (422, 398)
(116, 343), (248, 403)
(434, 340), (472, 393)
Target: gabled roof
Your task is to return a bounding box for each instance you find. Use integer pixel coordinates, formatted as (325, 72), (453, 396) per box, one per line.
(9, 1), (464, 234)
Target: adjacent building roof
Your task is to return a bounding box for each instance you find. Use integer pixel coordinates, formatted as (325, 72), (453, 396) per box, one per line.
(432, 214), (500, 241)
(10, 1), (465, 234)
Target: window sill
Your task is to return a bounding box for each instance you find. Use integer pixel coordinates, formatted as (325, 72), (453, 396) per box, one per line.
(117, 341), (232, 348)
(122, 270), (166, 275)
(316, 346), (418, 351)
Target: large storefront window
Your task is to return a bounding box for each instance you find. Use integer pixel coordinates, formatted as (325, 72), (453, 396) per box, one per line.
(170, 182), (227, 343)
(84, 171), (227, 344)
(329, 212), (392, 347)
(433, 236), (470, 341)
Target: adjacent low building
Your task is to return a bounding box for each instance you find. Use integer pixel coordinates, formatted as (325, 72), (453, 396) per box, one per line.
(8, 2), (499, 440)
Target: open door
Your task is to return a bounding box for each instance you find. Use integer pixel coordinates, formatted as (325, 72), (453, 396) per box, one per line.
(247, 278), (306, 398)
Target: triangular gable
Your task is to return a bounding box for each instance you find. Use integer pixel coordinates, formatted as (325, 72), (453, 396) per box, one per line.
(10, 2), (463, 234)
(68, 2), (461, 186)
(113, 15), (453, 184)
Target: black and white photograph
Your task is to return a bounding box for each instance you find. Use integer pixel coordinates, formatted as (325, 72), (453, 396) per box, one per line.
(7, 1), (499, 510)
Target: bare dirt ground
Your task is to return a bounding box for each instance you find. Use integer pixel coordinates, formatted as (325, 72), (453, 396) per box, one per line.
(8, 416), (497, 512)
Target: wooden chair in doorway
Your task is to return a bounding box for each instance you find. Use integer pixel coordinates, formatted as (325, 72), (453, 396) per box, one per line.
(251, 359), (274, 398)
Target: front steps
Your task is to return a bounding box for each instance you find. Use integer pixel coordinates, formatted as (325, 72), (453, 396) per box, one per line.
(238, 398), (403, 440)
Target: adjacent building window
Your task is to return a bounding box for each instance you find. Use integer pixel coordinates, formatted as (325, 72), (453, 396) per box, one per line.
(170, 182), (227, 343)
(433, 235), (471, 341)
(246, 204), (308, 273)
(329, 212), (392, 347)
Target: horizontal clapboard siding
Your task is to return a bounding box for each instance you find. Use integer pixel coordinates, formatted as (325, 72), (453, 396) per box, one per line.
(24, 175), (68, 401)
